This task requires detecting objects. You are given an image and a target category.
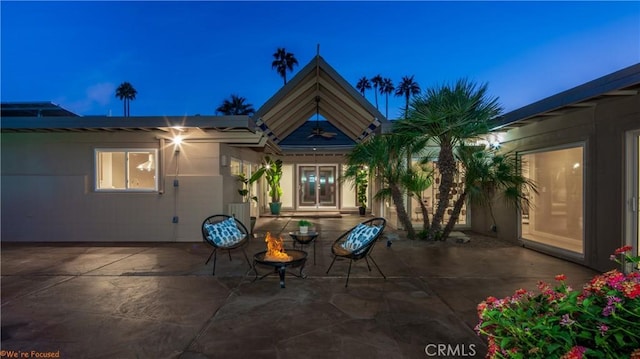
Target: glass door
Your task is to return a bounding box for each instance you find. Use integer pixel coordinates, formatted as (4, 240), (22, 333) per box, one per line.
(298, 165), (337, 208)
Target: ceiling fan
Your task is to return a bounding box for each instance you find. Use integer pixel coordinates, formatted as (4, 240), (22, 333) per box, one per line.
(307, 96), (337, 139)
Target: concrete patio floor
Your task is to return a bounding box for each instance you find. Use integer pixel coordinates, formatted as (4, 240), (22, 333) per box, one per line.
(1, 215), (598, 358)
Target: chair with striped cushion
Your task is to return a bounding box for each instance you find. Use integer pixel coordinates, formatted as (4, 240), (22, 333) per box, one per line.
(326, 217), (387, 287)
(201, 214), (251, 275)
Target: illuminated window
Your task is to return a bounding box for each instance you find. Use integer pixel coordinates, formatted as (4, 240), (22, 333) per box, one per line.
(95, 149), (158, 191)
(230, 157), (242, 176)
(521, 145), (584, 254)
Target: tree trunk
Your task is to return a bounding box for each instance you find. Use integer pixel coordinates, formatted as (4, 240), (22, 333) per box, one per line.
(428, 142), (456, 240)
(442, 192), (467, 241)
(419, 200), (430, 231)
(390, 183), (415, 240)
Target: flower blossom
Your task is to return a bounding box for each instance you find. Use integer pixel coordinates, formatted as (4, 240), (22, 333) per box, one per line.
(561, 346), (587, 359)
(614, 245), (633, 255)
(560, 314), (575, 326)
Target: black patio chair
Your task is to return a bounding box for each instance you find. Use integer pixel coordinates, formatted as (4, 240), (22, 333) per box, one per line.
(201, 214), (251, 276)
(326, 217), (387, 287)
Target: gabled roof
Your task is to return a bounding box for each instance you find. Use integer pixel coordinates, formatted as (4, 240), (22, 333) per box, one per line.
(492, 63), (640, 130)
(254, 55), (387, 146)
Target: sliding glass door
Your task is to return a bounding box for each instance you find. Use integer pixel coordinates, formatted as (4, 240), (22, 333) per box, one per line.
(625, 130), (640, 265)
(521, 144), (585, 255)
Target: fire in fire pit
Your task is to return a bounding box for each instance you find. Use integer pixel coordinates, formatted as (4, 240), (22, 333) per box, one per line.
(264, 232), (293, 261)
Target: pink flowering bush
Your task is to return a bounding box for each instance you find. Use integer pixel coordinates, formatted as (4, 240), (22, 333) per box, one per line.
(476, 246), (640, 358)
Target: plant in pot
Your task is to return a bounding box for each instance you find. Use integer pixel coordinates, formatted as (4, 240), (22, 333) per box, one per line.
(298, 219), (311, 234)
(341, 164), (369, 216)
(236, 168), (265, 233)
(263, 156), (283, 215)
(356, 167), (368, 216)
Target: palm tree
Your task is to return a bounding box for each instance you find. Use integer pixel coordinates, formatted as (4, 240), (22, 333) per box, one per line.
(402, 160), (434, 232)
(345, 133), (428, 240)
(395, 79), (502, 240)
(380, 77), (395, 119)
(115, 81), (137, 117)
(271, 48), (298, 85)
(356, 76), (371, 98)
(370, 75), (383, 110)
(395, 75), (420, 119)
(440, 144), (537, 240)
(216, 94), (255, 115)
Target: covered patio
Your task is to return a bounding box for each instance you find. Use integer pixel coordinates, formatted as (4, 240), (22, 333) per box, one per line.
(1, 216), (597, 358)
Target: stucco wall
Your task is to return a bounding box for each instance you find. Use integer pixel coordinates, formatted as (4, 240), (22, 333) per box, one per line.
(1, 131), (261, 242)
(476, 93), (640, 271)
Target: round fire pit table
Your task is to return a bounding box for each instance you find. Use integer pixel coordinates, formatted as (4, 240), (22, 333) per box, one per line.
(252, 249), (307, 288)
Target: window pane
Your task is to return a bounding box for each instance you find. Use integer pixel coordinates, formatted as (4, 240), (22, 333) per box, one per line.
(97, 152), (126, 189)
(128, 152), (156, 189)
(521, 146), (584, 254)
(230, 158), (241, 176)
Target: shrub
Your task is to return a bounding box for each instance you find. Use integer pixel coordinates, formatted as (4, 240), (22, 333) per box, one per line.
(476, 246), (640, 358)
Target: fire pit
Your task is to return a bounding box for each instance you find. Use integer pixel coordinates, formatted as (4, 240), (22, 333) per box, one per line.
(251, 232), (307, 288)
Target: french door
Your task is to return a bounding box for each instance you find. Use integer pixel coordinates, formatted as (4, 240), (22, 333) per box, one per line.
(297, 165), (337, 209)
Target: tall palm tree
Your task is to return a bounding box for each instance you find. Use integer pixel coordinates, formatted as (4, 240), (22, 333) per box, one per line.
(216, 94), (255, 115)
(356, 76), (371, 98)
(380, 77), (395, 119)
(395, 79), (502, 240)
(115, 81), (137, 117)
(395, 75), (420, 119)
(440, 144), (537, 240)
(370, 75), (383, 110)
(345, 133), (428, 240)
(271, 48), (298, 85)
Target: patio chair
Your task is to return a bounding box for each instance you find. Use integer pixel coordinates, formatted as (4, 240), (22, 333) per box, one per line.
(201, 214), (251, 276)
(326, 217), (387, 287)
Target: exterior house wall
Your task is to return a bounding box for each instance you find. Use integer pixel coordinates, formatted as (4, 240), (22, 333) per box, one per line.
(473, 93), (640, 271)
(1, 131), (260, 242)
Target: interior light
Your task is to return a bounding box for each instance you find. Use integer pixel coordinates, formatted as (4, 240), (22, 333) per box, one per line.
(573, 162), (581, 169)
(136, 154), (155, 172)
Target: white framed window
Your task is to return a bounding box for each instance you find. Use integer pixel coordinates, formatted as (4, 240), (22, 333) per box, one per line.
(95, 149), (158, 191)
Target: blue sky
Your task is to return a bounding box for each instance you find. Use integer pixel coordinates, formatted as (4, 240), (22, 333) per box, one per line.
(1, 1), (639, 119)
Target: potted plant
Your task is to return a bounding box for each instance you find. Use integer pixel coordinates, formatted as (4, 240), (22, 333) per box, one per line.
(263, 156), (283, 215)
(298, 219), (311, 234)
(341, 164), (369, 216)
(236, 168), (265, 233)
(356, 167), (368, 216)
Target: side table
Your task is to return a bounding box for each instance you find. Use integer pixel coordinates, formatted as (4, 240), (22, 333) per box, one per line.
(289, 231), (318, 264)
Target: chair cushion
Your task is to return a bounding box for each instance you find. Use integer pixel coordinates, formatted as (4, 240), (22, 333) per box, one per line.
(341, 224), (382, 254)
(204, 217), (245, 247)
